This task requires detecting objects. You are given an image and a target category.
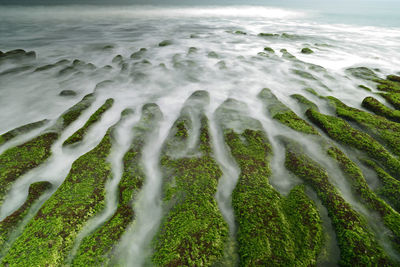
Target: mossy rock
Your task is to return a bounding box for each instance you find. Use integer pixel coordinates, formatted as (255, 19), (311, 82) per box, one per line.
(306, 108), (400, 179)
(363, 160), (400, 213)
(328, 96), (400, 157)
(381, 92), (400, 110)
(362, 96), (400, 123)
(0, 181), (52, 253)
(59, 90), (77, 97)
(1, 120), (116, 265)
(258, 88), (319, 135)
(327, 147), (400, 253)
(291, 94), (319, 112)
(283, 139), (392, 266)
(234, 30), (246, 35)
(0, 133), (58, 205)
(263, 47), (275, 53)
(345, 67), (378, 80)
(130, 48), (147, 59)
(258, 33), (279, 37)
(0, 119), (48, 146)
(63, 98), (114, 146)
(301, 47), (314, 54)
(153, 114), (228, 266)
(72, 105), (162, 265)
(159, 40), (172, 47)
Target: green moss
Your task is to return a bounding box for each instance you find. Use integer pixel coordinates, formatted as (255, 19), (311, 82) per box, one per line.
(0, 182), (52, 252)
(0, 94), (97, 205)
(327, 147), (400, 253)
(282, 185), (324, 266)
(328, 96), (400, 157)
(301, 47), (314, 54)
(306, 108), (400, 179)
(0, 133), (58, 205)
(291, 94), (319, 112)
(59, 93), (95, 129)
(225, 129), (323, 266)
(1, 121), (116, 266)
(0, 119), (48, 146)
(374, 79), (400, 93)
(72, 104), (162, 266)
(283, 140), (392, 266)
(258, 88), (319, 135)
(358, 85), (372, 92)
(381, 92), (400, 110)
(263, 47), (275, 53)
(152, 115), (229, 266)
(387, 75), (400, 83)
(363, 160), (400, 213)
(63, 98), (114, 146)
(362, 96), (400, 123)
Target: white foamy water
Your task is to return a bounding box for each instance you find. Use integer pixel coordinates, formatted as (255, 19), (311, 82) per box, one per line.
(0, 4), (400, 265)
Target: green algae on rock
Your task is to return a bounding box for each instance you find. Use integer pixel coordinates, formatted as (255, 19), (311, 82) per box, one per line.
(0, 181), (52, 255)
(291, 94), (319, 112)
(283, 139), (393, 266)
(216, 98), (323, 266)
(328, 96), (400, 157)
(0, 133), (58, 205)
(381, 92), (400, 110)
(152, 91), (229, 266)
(263, 47), (275, 53)
(1, 114), (121, 266)
(57, 93), (96, 130)
(362, 96), (400, 123)
(306, 108), (400, 179)
(363, 160), (400, 213)
(72, 105), (162, 266)
(301, 47), (314, 54)
(0, 93), (97, 204)
(258, 88), (319, 135)
(0, 119), (49, 146)
(63, 98), (114, 146)
(327, 147), (400, 253)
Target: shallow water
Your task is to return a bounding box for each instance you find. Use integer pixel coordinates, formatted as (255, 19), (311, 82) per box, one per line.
(0, 4), (400, 265)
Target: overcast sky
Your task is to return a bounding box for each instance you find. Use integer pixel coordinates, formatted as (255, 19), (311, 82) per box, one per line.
(0, 0), (393, 5)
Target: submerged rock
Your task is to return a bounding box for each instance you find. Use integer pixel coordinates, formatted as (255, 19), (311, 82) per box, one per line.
(112, 55), (123, 63)
(158, 40), (172, 47)
(345, 67), (378, 80)
(207, 51), (219, 58)
(59, 90), (77, 97)
(0, 49), (36, 61)
(258, 33), (279, 37)
(130, 48), (147, 59)
(234, 30), (246, 35)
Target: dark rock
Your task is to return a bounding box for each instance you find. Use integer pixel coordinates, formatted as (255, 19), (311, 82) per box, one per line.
(112, 55), (123, 63)
(59, 90), (77, 97)
(159, 40), (172, 47)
